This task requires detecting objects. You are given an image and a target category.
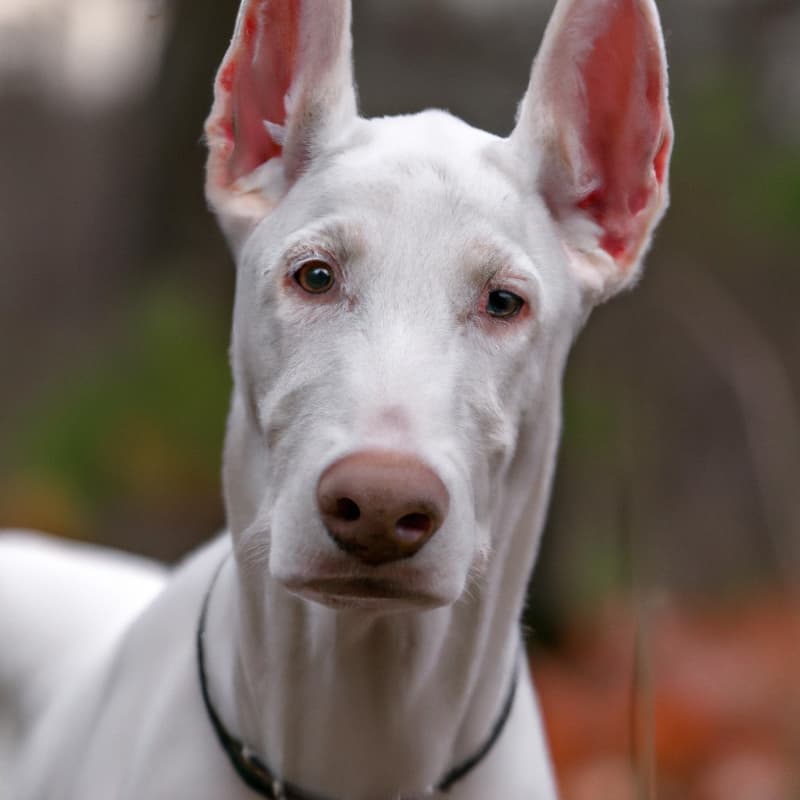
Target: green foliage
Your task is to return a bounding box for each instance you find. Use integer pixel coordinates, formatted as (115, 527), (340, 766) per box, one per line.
(5, 284), (231, 526)
(676, 70), (800, 248)
(561, 387), (622, 460)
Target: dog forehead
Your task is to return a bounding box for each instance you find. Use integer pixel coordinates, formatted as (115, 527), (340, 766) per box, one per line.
(272, 111), (512, 241)
(339, 111), (501, 168)
(330, 111), (516, 212)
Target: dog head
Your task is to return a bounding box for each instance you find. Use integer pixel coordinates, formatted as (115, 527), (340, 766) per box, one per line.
(205, 0), (672, 610)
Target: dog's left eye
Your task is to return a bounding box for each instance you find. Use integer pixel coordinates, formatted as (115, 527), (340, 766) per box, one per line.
(295, 260), (336, 294)
(486, 290), (525, 319)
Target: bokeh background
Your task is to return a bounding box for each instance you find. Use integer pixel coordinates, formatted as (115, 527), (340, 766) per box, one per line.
(1, 1), (798, 797)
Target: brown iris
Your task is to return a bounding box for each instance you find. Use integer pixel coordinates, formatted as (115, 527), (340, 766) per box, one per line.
(295, 260), (335, 294)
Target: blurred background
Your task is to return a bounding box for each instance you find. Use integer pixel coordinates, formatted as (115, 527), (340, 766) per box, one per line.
(1, 0), (798, 797)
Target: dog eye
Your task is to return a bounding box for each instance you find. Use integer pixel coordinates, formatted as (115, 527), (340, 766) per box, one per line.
(486, 290), (524, 319)
(294, 260), (336, 294)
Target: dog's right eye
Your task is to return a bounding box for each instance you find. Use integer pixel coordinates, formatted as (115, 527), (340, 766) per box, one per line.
(294, 260), (336, 294)
(486, 290), (525, 320)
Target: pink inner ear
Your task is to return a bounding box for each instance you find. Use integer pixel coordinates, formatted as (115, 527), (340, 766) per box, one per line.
(573, 0), (669, 265)
(215, 0), (301, 186)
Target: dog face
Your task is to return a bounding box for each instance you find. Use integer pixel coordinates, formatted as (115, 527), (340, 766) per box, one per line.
(206, 0), (672, 610)
(224, 112), (582, 608)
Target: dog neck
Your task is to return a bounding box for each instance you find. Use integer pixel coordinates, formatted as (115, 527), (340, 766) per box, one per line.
(203, 387), (562, 798)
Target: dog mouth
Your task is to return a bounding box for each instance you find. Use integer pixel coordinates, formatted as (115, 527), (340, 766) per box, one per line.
(283, 576), (447, 610)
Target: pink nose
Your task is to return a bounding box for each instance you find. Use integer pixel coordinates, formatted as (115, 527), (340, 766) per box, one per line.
(317, 451), (450, 566)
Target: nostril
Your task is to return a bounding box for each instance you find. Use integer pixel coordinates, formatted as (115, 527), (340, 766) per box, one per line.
(395, 512), (432, 543)
(336, 497), (361, 522)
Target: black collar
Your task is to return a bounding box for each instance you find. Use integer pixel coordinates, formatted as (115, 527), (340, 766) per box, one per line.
(197, 557), (519, 799)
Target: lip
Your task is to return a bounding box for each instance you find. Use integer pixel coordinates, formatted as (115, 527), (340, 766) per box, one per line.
(283, 576), (446, 610)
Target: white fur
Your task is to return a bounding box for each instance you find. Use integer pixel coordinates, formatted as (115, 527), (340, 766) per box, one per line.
(1, 1), (671, 797)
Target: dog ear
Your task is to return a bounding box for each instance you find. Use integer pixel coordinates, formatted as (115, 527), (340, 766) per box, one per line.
(510, 0), (673, 303)
(205, 0), (356, 245)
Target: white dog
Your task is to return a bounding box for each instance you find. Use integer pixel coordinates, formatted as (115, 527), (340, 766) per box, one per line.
(0, 0), (672, 797)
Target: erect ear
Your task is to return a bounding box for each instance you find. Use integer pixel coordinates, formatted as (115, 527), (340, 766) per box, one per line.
(510, 0), (673, 303)
(205, 0), (356, 247)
